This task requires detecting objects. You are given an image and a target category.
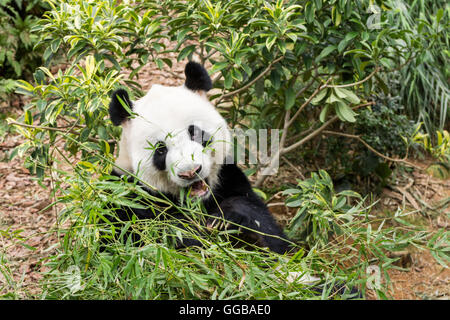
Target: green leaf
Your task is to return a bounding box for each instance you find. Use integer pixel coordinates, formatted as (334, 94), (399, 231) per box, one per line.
(286, 33), (298, 43)
(85, 55), (96, 79)
(177, 45), (196, 61)
(333, 7), (342, 26)
(224, 71), (233, 89)
(43, 46), (53, 62)
(319, 105), (329, 122)
(210, 61), (228, 74)
(38, 67), (55, 81)
(338, 190), (361, 199)
(284, 87), (296, 110)
(315, 45), (336, 63)
(326, 93), (341, 104)
(286, 198), (303, 207)
(18, 242), (36, 251)
(338, 32), (358, 53)
(51, 39), (61, 53)
(311, 88), (328, 105)
(16, 80), (34, 95)
(252, 188), (267, 200)
(232, 68), (243, 82)
(333, 196), (346, 210)
(155, 58), (164, 70)
(24, 110), (33, 125)
(282, 188), (302, 195)
(335, 101), (356, 122)
(436, 8), (444, 24)
(305, 2), (316, 23)
(334, 87), (360, 104)
(265, 36), (277, 51)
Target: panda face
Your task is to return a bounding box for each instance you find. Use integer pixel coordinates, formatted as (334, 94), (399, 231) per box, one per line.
(113, 82), (231, 199)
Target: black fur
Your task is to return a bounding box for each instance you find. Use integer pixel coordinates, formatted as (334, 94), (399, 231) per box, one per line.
(107, 163), (291, 254)
(188, 124), (212, 148)
(203, 164), (290, 253)
(184, 61), (213, 92)
(109, 88), (133, 125)
(152, 141), (168, 171)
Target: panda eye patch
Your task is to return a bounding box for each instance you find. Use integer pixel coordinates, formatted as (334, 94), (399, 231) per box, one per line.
(152, 141), (167, 171)
(155, 141), (168, 155)
(188, 125), (212, 148)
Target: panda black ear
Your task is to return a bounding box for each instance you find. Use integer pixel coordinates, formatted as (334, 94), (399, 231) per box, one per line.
(109, 88), (133, 126)
(184, 61), (212, 92)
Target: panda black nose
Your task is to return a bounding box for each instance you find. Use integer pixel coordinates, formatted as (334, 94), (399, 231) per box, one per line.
(178, 165), (202, 180)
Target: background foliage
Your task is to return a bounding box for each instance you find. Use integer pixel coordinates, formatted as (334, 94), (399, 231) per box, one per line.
(390, 0), (449, 138)
(0, 0), (48, 99)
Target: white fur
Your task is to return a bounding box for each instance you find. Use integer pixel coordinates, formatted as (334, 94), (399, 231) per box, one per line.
(115, 84), (232, 197)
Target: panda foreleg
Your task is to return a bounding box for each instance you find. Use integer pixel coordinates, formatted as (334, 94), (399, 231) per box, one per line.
(208, 196), (292, 254)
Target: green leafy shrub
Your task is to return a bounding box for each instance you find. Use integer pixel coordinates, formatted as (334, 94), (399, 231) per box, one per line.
(414, 129), (450, 161)
(284, 170), (365, 247)
(283, 169), (449, 298)
(0, 0), (48, 99)
(356, 97), (415, 159)
(349, 96), (417, 187)
(413, 128), (450, 179)
(383, 0), (449, 138)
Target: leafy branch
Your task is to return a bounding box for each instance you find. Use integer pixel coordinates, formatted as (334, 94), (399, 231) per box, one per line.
(8, 120), (116, 144)
(215, 56), (285, 105)
(321, 130), (420, 170)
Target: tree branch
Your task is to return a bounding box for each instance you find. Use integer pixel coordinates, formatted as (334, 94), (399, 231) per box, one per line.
(215, 56), (284, 105)
(322, 130), (421, 170)
(287, 77), (333, 128)
(284, 102), (376, 154)
(327, 66), (381, 88)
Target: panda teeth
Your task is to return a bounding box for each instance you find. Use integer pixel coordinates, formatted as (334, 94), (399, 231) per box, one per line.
(189, 180), (209, 197)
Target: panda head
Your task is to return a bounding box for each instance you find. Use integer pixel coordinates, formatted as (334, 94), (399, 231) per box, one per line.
(109, 61), (232, 199)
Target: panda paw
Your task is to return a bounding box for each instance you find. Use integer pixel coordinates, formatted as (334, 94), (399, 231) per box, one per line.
(206, 198), (258, 232)
(206, 210), (252, 231)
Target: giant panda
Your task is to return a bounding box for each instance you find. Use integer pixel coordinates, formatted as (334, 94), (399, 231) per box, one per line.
(107, 61), (291, 254)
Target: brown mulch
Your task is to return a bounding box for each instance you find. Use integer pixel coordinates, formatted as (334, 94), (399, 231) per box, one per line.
(0, 132), (58, 297)
(378, 160), (450, 300)
(388, 250), (449, 300)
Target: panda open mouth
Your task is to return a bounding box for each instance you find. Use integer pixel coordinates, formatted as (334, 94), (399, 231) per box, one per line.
(188, 180), (209, 197)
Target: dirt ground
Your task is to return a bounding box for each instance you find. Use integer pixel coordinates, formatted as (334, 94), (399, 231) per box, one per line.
(380, 164), (450, 300)
(0, 57), (448, 299)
